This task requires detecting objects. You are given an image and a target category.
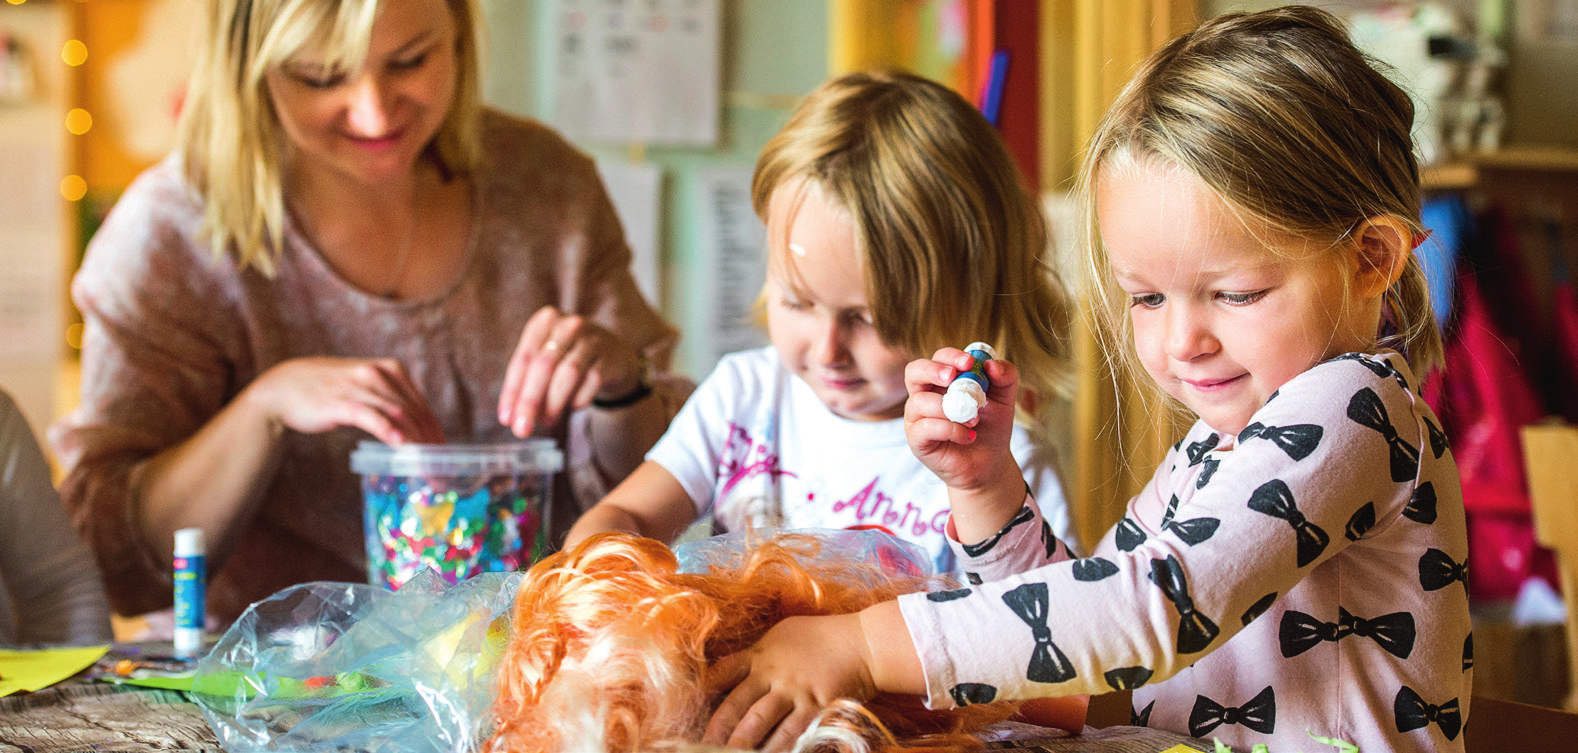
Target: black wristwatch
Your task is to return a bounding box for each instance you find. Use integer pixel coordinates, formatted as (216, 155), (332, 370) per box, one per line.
(592, 353), (654, 409)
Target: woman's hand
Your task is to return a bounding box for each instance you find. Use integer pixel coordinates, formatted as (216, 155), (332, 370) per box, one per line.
(905, 348), (1030, 543)
(246, 357), (444, 445)
(703, 613), (876, 753)
(498, 305), (646, 438)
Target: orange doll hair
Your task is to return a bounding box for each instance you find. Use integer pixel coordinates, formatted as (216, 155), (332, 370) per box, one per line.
(489, 532), (1022, 753)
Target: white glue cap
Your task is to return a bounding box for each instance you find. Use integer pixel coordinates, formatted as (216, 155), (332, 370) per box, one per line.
(174, 527), (206, 557)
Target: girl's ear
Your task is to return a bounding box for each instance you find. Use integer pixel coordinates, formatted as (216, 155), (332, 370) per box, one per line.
(1350, 215), (1412, 301)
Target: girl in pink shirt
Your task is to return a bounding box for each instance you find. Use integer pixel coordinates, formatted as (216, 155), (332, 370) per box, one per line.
(702, 8), (1470, 752)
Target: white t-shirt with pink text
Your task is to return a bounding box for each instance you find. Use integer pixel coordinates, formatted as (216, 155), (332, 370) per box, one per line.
(647, 346), (1073, 575)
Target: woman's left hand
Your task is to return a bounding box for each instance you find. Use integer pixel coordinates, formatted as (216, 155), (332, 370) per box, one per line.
(498, 305), (645, 437)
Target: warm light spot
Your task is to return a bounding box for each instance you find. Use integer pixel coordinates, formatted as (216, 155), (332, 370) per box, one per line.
(65, 108), (92, 135)
(60, 174), (87, 201)
(5, 1), (27, 6)
(61, 40), (87, 66)
(66, 322), (84, 350)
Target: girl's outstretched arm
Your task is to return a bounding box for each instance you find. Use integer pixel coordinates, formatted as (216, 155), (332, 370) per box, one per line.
(703, 600), (923, 752)
(564, 460), (697, 547)
(905, 348), (1034, 545)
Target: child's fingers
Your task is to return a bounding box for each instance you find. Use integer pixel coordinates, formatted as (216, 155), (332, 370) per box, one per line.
(906, 413), (979, 448)
(905, 356), (957, 395)
(702, 651), (750, 699)
(983, 357), (1019, 403)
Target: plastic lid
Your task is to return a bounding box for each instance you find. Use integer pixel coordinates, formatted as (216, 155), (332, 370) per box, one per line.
(174, 527), (206, 556)
(350, 439), (565, 477)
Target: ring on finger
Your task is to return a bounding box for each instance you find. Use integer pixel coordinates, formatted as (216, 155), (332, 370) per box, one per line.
(544, 340), (561, 353)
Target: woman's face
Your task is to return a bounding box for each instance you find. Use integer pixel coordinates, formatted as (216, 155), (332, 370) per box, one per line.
(264, 0), (457, 188)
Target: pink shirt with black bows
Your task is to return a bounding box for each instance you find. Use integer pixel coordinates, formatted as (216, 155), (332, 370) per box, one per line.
(899, 351), (1472, 752)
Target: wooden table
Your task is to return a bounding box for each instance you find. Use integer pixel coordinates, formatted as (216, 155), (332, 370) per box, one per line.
(0, 645), (1209, 753)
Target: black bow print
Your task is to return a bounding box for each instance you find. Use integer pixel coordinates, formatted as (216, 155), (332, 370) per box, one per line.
(1072, 556), (1119, 582)
(1394, 685), (1461, 741)
(949, 682), (997, 706)
(1279, 606), (1416, 659)
(1463, 633), (1474, 672)
(1002, 583), (1077, 683)
(1116, 517), (1147, 552)
(1345, 502), (1376, 541)
(1186, 434), (1219, 466)
(1419, 548), (1468, 591)
(1404, 482), (1438, 524)
(1189, 686), (1276, 738)
(1241, 592), (1278, 627)
(1248, 479), (1330, 567)
(1332, 352), (1409, 390)
(926, 588), (972, 603)
(1160, 495), (1181, 528)
(966, 572), (983, 585)
(1150, 555), (1220, 654)
(962, 505), (1037, 557)
(1424, 416), (1449, 458)
(1039, 521), (1059, 560)
(1347, 387), (1420, 482)
(1197, 457), (1220, 489)
(1104, 666), (1153, 691)
(1238, 422), (1324, 461)
(1167, 517), (1220, 546)
(1133, 700), (1154, 727)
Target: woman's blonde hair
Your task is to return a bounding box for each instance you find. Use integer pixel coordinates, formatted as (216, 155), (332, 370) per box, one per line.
(179, 0), (482, 275)
(752, 71), (1074, 418)
(1075, 6), (1443, 391)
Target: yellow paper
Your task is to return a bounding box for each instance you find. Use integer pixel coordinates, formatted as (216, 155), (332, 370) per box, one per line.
(0, 645), (110, 696)
(1159, 746), (1202, 753)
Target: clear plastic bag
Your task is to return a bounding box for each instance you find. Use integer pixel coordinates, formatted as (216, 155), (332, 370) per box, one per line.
(674, 527), (934, 582)
(191, 569), (520, 753)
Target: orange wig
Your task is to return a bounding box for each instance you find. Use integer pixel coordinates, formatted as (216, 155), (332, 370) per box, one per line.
(489, 531), (1024, 753)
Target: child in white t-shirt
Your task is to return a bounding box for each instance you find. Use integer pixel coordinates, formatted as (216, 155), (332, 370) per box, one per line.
(567, 71), (1078, 575)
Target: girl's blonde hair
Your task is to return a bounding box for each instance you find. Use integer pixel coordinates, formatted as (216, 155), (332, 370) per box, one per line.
(1076, 6), (1443, 388)
(753, 71), (1074, 417)
(179, 0), (483, 275)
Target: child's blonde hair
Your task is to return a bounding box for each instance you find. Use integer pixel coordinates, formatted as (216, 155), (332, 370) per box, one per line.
(753, 71), (1074, 417)
(1076, 6), (1442, 391)
(179, 0), (483, 276)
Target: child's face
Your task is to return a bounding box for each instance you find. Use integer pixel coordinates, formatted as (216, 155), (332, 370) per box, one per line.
(1097, 162), (1376, 437)
(763, 182), (911, 422)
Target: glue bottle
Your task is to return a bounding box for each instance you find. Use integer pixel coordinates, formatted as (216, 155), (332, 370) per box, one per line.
(173, 527), (206, 659)
(943, 341), (996, 424)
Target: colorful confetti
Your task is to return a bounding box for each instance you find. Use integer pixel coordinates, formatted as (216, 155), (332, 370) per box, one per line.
(360, 470), (554, 590)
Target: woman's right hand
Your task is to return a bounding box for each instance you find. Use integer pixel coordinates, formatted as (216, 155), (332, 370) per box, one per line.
(244, 357), (445, 445)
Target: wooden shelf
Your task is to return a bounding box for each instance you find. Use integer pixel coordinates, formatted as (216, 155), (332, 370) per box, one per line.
(1423, 146), (1578, 190)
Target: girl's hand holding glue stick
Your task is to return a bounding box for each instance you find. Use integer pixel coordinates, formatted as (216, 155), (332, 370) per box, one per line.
(904, 345), (1029, 544)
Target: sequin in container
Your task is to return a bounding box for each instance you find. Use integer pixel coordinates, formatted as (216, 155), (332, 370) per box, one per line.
(350, 440), (564, 590)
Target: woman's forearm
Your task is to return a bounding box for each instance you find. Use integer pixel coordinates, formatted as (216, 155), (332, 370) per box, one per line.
(134, 385), (286, 570)
(585, 391), (669, 485)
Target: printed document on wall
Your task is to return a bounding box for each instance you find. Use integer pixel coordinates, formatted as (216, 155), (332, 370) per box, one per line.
(550, 0), (720, 146)
(694, 167), (766, 371)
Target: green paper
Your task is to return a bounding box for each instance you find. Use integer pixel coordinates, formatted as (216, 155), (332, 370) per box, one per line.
(0, 645), (110, 696)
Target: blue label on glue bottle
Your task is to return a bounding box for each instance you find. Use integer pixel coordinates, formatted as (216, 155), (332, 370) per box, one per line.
(957, 342), (995, 388)
(173, 527), (206, 659)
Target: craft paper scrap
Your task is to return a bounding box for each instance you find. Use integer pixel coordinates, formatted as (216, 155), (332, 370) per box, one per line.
(0, 645), (110, 696)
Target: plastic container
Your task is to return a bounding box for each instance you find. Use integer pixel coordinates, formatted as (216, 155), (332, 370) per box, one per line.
(350, 440), (564, 590)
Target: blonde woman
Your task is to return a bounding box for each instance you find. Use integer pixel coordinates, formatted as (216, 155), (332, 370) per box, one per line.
(568, 71), (1077, 577)
(51, 0), (683, 623)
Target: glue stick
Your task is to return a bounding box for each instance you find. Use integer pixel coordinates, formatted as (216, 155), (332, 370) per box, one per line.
(943, 342), (996, 424)
(173, 527), (206, 659)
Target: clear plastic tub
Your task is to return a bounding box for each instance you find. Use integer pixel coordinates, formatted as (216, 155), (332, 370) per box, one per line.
(350, 440), (565, 590)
